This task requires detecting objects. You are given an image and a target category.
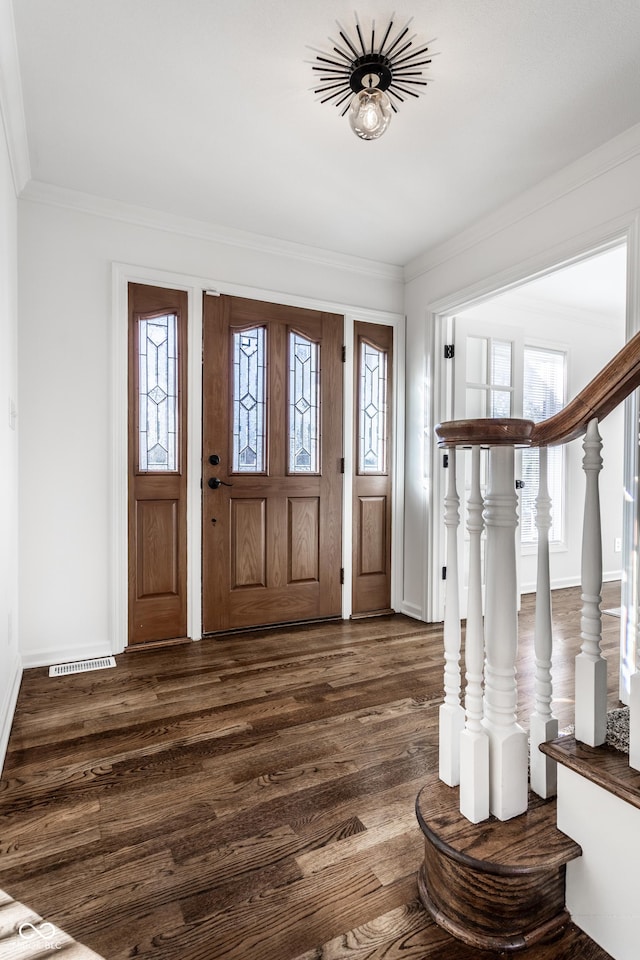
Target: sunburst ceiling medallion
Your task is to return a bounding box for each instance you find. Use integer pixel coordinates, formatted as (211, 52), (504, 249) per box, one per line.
(310, 14), (434, 140)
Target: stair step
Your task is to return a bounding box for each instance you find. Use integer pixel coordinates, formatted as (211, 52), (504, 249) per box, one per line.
(541, 735), (640, 808)
(415, 779), (582, 952)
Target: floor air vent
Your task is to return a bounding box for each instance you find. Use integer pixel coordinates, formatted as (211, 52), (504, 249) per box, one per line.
(49, 656), (116, 678)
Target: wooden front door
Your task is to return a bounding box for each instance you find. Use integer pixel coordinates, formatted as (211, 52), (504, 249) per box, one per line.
(128, 283), (188, 645)
(352, 322), (393, 616)
(202, 295), (344, 633)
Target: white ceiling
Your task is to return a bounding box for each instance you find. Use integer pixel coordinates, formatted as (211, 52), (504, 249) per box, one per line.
(11, 0), (640, 266)
(514, 246), (627, 322)
(470, 244), (629, 325)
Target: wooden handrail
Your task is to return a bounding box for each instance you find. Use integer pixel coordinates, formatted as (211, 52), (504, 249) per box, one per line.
(436, 418), (534, 448)
(436, 330), (640, 448)
(532, 330), (640, 445)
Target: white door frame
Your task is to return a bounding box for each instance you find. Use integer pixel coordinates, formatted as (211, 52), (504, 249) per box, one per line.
(425, 219), (639, 697)
(111, 263), (404, 651)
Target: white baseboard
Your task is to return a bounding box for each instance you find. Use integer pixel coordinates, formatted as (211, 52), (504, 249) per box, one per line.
(521, 571), (622, 595)
(602, 569), (623, 584)
(0, 653), (23, 774)
(397, 601), (424, 620)
(521, 576), (580, 594)
(21, 644), (114, 670)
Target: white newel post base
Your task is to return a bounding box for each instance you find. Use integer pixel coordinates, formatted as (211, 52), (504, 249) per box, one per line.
(482, 445), (528, 821)
(459, 728), (490, 823)
(629, 671), (640, 772)
(529, 714), (559, 799)
(482, 718), (528, 821)
(458, 444), (489, 823)
(574, 652), (607, 746)
(439, 702), (465, 787)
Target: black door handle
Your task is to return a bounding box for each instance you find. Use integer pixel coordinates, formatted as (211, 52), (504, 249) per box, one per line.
(208, 477), (233, 489)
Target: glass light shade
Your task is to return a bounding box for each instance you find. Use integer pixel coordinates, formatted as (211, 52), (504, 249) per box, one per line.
(348, 88), (392, 140)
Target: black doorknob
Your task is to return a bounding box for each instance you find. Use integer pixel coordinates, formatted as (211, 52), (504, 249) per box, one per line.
(209, 454), (220, 466)
(208, 477), (233, 489)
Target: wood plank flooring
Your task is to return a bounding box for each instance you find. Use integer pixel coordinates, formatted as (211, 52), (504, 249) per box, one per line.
(0, 583), (623, 960)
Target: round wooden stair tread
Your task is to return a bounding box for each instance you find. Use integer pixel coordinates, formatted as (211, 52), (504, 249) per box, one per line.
(416, 780), (582, 952)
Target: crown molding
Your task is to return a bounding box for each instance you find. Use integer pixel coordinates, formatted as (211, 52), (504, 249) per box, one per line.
(19, 179), (404, 284)
(404, 122), (640, 284)
(0, 0), (30, 194)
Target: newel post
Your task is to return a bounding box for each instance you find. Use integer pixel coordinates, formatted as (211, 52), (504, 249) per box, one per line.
(482, 444), (528, 820)
(530, 446), (558, 798)
(439, 447), (465, 786)
(575, 417), (607, 746)
(459, 445), (490, 822)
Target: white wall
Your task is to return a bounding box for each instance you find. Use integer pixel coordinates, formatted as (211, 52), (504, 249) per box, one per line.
(17, 197), (403, 666)
(455, 297), (625, 594)
(404, 127), (640, 619)
(15, 122), (640, 665)
(558, 766), (640, 960)
(0, 98), (22, 766)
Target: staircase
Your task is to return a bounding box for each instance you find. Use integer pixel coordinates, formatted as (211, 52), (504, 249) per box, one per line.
(416, 783), (581, 952)
(417, 331), (640, 958)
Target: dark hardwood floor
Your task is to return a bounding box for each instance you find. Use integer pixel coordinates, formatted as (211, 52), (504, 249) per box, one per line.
(0, 583), (622, 959)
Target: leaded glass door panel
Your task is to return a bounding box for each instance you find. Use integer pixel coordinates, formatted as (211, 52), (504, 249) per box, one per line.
(202, 295), (343, 633)
(352, 321), (393, 616)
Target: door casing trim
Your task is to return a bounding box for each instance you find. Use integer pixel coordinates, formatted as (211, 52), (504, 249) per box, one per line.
(112, 264), (404, 652)
(424, 216), (639, 703)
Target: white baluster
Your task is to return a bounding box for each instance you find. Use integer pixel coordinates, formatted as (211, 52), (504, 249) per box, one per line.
(459, 445), (490, 822)
(439, 447), (465, 786)
(530, 446), (558, 798)
(482, 445), (528, 820)
(575, 418), (607, 746)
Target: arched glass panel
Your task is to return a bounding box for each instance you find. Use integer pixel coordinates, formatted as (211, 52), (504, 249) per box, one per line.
(359, 340), (388, 474)
(289, 331), (319, 473)
(232, 326), (266, 472)
(138, 312), (178, 471)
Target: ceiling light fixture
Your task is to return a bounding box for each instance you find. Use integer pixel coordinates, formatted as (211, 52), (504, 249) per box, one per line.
(311, 14), (433, 141)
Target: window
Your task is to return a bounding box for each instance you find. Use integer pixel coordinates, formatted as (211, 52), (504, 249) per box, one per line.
(138, 312), (178, 471)
(232, 327), (267, 472)
(358, 339), (388, 474)
(520, 346), (566, 544)
(288, 331), (320, 473)
(465, 336), (513, 418)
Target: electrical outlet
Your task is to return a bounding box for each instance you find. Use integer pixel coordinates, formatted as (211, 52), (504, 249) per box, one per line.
(614, 537), (622, 553)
